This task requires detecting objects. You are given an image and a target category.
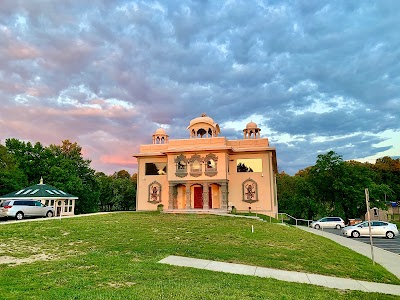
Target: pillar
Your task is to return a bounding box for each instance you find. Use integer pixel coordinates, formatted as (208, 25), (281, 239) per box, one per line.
(221, 182), (228, 210)
(173, 186), (178, 209)
(168, 184), (174, 209)
(185, 183), (191, 209)
(202, 183), (209, 209)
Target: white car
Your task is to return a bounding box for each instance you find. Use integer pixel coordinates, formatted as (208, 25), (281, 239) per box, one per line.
(0, 200), (54, 220)
(342, 221), (399, 239)
(310, 217), (345, 229)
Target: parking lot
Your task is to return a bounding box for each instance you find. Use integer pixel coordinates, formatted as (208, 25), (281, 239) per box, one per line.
(323, 228), (400, 255)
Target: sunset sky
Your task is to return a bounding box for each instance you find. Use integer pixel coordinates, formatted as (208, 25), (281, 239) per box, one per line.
(1, 1), (399, 175)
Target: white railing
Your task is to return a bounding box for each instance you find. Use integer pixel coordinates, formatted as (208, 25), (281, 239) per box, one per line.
(277, 212), (313, 227)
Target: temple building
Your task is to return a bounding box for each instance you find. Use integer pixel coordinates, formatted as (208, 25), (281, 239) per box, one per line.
(133, 114), (278, 215)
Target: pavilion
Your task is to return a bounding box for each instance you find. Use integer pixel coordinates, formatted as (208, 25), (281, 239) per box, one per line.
(0, 178), (78, 216)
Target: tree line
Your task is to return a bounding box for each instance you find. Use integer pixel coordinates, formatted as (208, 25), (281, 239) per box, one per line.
(277, 151), (400, 222)
(0, 138), (136, 214)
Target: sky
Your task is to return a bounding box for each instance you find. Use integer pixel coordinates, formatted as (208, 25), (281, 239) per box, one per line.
(0, 0), (399, 176)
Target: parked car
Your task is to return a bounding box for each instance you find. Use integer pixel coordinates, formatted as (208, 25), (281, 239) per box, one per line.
(0, 200), (54, 220)
(310, 217), (345, 229)
(342, 221), (399, 239)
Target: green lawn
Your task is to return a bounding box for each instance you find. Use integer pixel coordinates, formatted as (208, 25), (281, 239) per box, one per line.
(0, 212), (398, 299)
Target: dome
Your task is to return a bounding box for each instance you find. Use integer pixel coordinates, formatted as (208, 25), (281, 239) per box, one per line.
(189, 113), (216, 127)
(155, 128), (166, 135)
(246, 121), (258, 129)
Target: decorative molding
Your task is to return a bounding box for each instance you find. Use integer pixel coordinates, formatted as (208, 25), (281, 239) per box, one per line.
(204, 153), (218, 162)
(188, 154), (204, 163)
(148, 181), (162, 204)
(242, 178), (258, 203)
(175, 169), (188, 178)
(204, 170), (218, 177)
(189, 171), (202, 177)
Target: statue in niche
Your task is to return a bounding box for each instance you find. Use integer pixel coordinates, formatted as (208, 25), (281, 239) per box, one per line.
(150, 186), (159, 202)
(245, 183), (255, 200)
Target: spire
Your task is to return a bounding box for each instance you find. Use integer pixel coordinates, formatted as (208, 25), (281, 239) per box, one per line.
(39, 177), (44, 185)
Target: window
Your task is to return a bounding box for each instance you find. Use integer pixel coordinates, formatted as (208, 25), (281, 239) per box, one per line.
(189, 154), (203, 177)
(237, 159), (262, 172)
(204, 153), (218, 177)
(175, 154), (188, 178)
(145, 163), (167, 175)
(192, 160), (201, 172)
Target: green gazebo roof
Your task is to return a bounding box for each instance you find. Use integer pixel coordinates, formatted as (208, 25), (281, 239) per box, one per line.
(0, 178), (78, 200)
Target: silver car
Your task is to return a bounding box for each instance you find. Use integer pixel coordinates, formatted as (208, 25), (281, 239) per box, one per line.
(342, 221), (399, 239)
(0, 200), (55, 220)
(310, 217), (345, 229)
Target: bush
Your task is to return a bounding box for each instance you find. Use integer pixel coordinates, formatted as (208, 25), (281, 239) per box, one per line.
(157, 204), (164, 212)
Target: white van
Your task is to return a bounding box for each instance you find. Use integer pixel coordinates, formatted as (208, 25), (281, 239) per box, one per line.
(310, 217), (345, 229)
(0, 200), (54, 220)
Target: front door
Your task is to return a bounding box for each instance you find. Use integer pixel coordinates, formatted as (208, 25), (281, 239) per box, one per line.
(194, 186), (203, 208)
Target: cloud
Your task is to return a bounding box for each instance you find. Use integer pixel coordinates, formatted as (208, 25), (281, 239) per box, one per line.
(0, 1), (399, 175)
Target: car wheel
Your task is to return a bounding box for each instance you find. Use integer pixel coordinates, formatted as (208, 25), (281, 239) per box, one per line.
(351, 231), (360, 238)
(15, 212), (24, 220)
(386, 231), (395, 239)
(314, 224), (320, 229)
(46, 211), (54, 218)
(335, 224), (342, 229)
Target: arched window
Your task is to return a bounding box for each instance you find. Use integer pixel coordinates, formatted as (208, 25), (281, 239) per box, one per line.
(174, 154), (188, 178)
(189, 154), (203, 177)
(204, 153), (218, 177)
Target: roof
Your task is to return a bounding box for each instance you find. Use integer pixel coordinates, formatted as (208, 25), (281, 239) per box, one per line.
(0, 180), (78, 200)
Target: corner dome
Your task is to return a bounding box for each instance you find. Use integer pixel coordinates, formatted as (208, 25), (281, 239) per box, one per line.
(246, 121), (258, 129)
(155, 128), (166, 135)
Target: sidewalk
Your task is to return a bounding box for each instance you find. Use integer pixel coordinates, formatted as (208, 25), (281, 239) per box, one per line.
(297, 226), (400, 279)
(159, 255), (400, 296)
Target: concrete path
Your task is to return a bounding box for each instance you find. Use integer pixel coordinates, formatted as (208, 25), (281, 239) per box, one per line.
(159, 255), (400, 296)
(297, 226), (400, 279)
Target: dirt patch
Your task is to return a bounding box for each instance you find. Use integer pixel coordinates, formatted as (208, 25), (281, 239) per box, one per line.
(0, 253), (56, 265)
(99, 282), (136, 288)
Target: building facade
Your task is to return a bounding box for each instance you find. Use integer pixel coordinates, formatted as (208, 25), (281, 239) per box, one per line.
(133, 114), (278, 215)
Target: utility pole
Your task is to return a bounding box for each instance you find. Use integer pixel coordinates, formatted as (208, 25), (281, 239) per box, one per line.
(365, 188), (375, 265)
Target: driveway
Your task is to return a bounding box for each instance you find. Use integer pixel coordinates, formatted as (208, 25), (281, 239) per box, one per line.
(322, 228), (400, 255)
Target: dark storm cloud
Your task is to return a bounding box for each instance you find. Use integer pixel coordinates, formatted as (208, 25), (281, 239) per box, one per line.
(0, 0), (399, 175)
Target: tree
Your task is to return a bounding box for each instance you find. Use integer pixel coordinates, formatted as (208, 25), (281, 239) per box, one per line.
(5, 138), (99, 214)
(0, 144), (28, 195)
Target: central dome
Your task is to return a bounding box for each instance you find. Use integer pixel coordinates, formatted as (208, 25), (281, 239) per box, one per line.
(187, 113), (220, 138)
(189, 113), (216, 127)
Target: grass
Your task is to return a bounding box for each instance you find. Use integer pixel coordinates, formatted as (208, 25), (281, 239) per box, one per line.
(0, 212), (399, 299)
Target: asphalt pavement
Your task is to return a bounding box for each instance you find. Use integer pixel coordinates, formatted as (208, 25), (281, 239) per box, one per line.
(322, 227), (400, 255)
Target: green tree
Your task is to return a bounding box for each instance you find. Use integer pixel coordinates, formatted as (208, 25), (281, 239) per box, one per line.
(0, 144), (28, 195)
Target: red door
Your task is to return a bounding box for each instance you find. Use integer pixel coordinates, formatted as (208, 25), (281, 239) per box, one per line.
(208, 186), (212, 208)
(194, 187), (203, 208)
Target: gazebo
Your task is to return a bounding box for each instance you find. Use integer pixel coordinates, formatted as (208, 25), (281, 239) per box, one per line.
(0, 178), (78, 216)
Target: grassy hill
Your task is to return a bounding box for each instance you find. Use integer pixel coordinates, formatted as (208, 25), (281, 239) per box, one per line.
(0, 212), (398, 299)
